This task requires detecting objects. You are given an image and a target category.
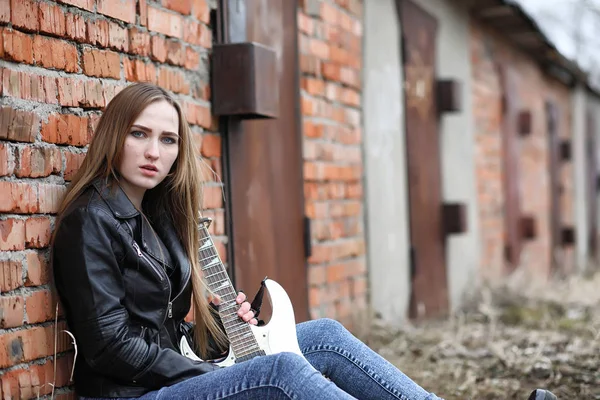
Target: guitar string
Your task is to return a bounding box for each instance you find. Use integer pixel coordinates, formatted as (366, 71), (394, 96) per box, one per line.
(198, 226), (263, 357)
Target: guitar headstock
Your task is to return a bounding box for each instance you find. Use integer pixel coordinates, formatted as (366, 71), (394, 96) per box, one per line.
(199, 216), (213, 231)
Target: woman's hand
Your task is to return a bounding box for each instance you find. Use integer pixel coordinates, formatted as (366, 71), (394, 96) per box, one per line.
(235, 292), (258, 325)
(210, 292), (258, 325)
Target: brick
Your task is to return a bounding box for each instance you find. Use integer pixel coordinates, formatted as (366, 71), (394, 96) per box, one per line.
(310, 39), (329, 60)
(192, 0), (209, 23)
(38, 184), (67, 213)
(0, 219), (26, 251)
(25, 217), (52, 249)
(39, 2), (66, 36)
(25, 290), (53, 323)
(166, 39), (184, 66)
(25, 252), (50, 287)
(139, 0), (147, 26)
(57, 0), (95, 12)
(0, 260), (22, 292)
(162, 0), (191, 15)
(66, 12), (87, 42)
(0, 143), (13, 176)
(185, 46), (200, 70)
(0, 322), (71, 368)
(87, 18), (110, 47)
(33, 36), (79, 73)
(0, 360), (63, 399)
(63, 150), (86, 181)
(0, 0), (9, 23)
(148, 6), (183, 38)
(3, 28), (34, 64)
(15, 145), (61, 178)
(57, 77), (85, 107)
(184, 101), (211, 129)
(97, 0), (136, 24)
(124, 58), (156, 83)
(151, 35), (167, 62)
(202, 185), (223, 209)
(157, 66), (189, 94)
(201, 134), (221, 158)
(0, 182), (38, 213)
(42, 114), (90, 146)
(82, 79), (105, 108)
(0, 106), (39, 143)
(10, 0), (39, 31)
(108, 21), (128, 52)
(128, 27), (151, 56)
(0, 296), (24, 328)
(82, 48), (121, 79)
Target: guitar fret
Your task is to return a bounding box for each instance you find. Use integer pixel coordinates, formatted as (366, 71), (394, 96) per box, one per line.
(197, 224), (261, 357)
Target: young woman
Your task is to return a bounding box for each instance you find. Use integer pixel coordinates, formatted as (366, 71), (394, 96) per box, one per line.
(51, 83), (556, 400)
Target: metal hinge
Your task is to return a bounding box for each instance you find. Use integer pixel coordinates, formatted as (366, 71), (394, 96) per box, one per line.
(303, 216), (312, 259)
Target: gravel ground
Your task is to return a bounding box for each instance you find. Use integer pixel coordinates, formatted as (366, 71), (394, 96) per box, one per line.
(363, 271), (600, 400)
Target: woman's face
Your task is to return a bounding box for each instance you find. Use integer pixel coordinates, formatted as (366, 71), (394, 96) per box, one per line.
(117, 100), (180, 203)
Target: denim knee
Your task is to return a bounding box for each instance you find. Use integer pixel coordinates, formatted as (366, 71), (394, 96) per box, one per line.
(310, 318), (346, 336)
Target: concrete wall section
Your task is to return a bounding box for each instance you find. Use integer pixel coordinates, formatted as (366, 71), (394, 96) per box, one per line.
(363, 0), (411, 325)
(573, 85), (589, 272)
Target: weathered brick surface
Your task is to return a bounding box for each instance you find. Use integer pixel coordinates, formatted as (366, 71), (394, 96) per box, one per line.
(298, 0), (366, 327)
(471, 22), (574, 281)
(0, 0), (218, 394)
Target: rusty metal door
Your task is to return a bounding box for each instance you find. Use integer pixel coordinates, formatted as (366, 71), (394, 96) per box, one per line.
(218, 0), (309, 322)
(499, 65), (522, 270)
(399, 0), (449, 319)
(546, 101), (561, 270)
(586, 112), (598, 259)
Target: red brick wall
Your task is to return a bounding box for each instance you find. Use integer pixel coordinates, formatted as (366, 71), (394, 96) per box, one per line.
(297, 0), (367, 326)
(471, 21), (575, 281)
(0, 0), (220, 397)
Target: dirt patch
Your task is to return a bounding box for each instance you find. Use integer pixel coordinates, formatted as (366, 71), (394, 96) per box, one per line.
(364, 271), (600, 399)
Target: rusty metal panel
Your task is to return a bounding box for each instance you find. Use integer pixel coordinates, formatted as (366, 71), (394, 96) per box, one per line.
(212, 42), (279, 118)
(498, 65), (522, 270)
(546, 101), (561, 267)
(586, 111), (597, 258)
(399, 0), (449, 319)
(220, 0), (309, 322)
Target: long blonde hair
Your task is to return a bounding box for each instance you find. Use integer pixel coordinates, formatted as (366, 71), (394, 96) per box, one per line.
(54, 82), (226, 358)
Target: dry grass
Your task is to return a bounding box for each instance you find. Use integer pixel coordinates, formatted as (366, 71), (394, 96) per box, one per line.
(364, 270), (600, 399)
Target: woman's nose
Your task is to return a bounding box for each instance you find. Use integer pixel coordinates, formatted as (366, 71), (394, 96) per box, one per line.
(144, 139), (160, 159)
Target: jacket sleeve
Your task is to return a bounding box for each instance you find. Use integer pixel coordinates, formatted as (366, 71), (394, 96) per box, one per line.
(52, 206), (220, 389)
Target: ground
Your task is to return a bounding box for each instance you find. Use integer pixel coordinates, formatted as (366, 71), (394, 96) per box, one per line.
(363, 271), (600, 399)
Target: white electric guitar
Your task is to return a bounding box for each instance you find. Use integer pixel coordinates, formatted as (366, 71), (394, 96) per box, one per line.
(179, 217), (304, 366)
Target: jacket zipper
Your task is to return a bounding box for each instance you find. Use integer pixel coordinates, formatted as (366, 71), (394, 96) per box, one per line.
(134, 241), (173, 321)
(132, 241), (165, 282)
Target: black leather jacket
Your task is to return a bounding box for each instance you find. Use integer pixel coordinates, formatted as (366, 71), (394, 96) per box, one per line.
(52, 179), (223, 398)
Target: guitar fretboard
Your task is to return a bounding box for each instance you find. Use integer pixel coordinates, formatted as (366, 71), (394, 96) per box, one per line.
(198, 225), (264, 361)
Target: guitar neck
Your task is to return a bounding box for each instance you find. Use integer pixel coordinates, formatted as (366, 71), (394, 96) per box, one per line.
(198, 225), (262, 359)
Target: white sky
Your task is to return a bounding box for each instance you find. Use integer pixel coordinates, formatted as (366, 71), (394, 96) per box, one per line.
(513, 0), (600, 71)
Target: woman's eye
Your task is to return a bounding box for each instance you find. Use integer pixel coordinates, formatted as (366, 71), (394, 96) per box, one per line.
(161, 137), (178, 144)
(131, 131), (146, 138)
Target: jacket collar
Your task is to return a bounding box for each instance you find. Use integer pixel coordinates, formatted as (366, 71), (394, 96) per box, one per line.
(93, 177), (191, 287)
(92, 177), (140, 219)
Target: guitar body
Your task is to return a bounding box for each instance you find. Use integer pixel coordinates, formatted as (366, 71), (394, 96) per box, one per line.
(179, 278), (305, 366)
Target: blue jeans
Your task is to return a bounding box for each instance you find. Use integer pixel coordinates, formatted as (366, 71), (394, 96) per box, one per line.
(81, 318), (442, 400)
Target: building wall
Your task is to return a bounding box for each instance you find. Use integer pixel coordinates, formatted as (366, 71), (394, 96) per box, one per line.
(0, 0), (222, 397)
(298, 0), (367, 326)
(471, 21), (575, 280)
(0, 0), (367, 394)
(414, 0), (479, 313)
(363, 0), (411, 325)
